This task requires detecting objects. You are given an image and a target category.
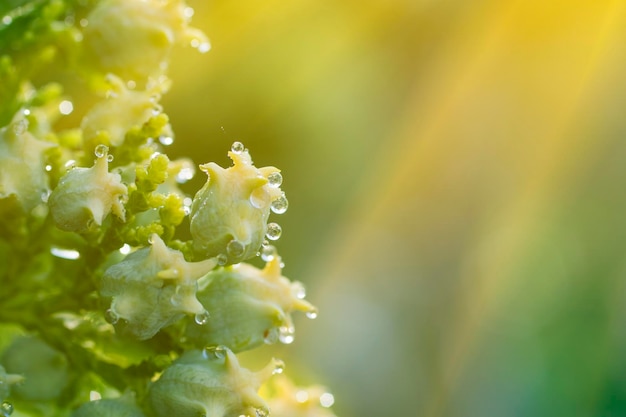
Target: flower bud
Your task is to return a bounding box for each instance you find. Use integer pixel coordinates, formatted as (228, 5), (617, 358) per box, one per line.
(101, 234), (216, 340)
(81, 74), (170, 149)
(71, 396), (145, 417)
(149, 347), (281, 417)
(1, 336), (69, 401)
(48, 148), (127, 232)
(186, 257), (316, 352)
(0, 115), (54, 212)
(190, 146), (283, 264)
(83, 0), (208, 81)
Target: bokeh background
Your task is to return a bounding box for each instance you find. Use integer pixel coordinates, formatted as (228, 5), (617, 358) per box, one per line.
(163, 1), (626, 416)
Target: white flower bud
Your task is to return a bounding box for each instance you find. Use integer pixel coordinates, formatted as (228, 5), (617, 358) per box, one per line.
(186, 257), (316, 352)
(0, 115), (54, 212)
(101, 234), (216, 340)
(83, 0), (208, 81)
(81, 73), (170, 148)
(48, 149), (127, 232)
(190, 146), (283, 263)
(149, 347), (281, 417)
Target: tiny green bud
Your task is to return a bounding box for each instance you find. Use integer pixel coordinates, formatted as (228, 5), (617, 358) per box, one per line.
(101, 234), (216, 340)
(190, 146), (284, 263)
(48, 149), (127, 232)
(186, 256), (316, 352)
(149, 348), (280, 417)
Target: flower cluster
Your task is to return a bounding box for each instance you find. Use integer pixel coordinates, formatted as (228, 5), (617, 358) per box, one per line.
(0, 1), (336, 416)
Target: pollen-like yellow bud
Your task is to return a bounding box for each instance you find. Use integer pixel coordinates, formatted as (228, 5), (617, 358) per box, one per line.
(101, 234), (216, 340)
(48, 147), (127, 232)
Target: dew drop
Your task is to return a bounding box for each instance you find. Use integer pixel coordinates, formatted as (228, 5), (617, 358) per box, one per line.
(279, 326), (295, 344)
(107, 154), (114, 162)
(267, 172), (282, 188)
(176, 162), (195, 183)
(79, 18), (88, 27)
(249, 187), (269, 209)
(231, 141), (245, 154)
(158, 135), (174, 146)
(292, 282), (306, 299)
(255, 407), (269, 417)
(306, 307), (319, 320)
(295, 390), (309, 403)
(2, 16), (13, 26)
(198, 41), (211, 53)
(217, 254), (228, 266)
(272, 360), (285, 375)
(195, 310), (210, 325)
(1, 401), (13, 416)
(260, 245), (276, 262)
(320, 393), (335, 408)
(64, 159), (76, 170)
(227, 240), (244, 258)
(183, 6), (195, 18)
(266, 223), (282, 241)
(203, 345), (227, 360)
(41, 190), (51, 203)
(12, 120), (27, 135)
(94, 144), (108, 158)
(119, 243), (131, 255)
(264, 327), (279, 344)
(59, 100), (73, 115)
(23, 109), (30, 116)
(104, 309), (119, 325)
(45, 164), (52, 172)
(270, 193), (288, 214)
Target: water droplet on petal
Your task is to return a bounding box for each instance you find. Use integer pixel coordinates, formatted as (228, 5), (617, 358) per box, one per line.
(292, 282), (306, 299)
(198, 41), (211, 53)
(183, 6), (195, 18)
(195, 310), (210, 325)
(158, 135), (174, 146)
(306, 307), (318, 320)
(279, 326), (295, 344)
(266, 223), (282, 241)
(12, 120), (27, 135)
(41, 190), (51, 203)
(119, 243), (131, 255)
(264, 327), (279, 344)
(107, 154), (114, 162)
(217, 254), (228, 266)
(271, 193), (288, 214)
(267, 172), (282, 187)
(45, 164), (52, 172)
(94, 144), (108, 158)
(319, 392), (335, 408)
(231, 141), (245, 154)
(64, 159), (76, 170)
(1, 401), (14, 416)
(261, 245), (277, 262)
(203, 345), (227, 360)
(255, 406), (269, 417)
(176, 161), (195, 183)
(105, 309), (119, 324)
(273, 360), (285, 375)
(227, 240), (244, 258)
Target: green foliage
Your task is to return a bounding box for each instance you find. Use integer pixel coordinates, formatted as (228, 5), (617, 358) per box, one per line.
(0, 1), (335, 417)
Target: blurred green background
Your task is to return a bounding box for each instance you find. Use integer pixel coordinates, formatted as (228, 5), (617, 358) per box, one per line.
(163, 1), (626, 416)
